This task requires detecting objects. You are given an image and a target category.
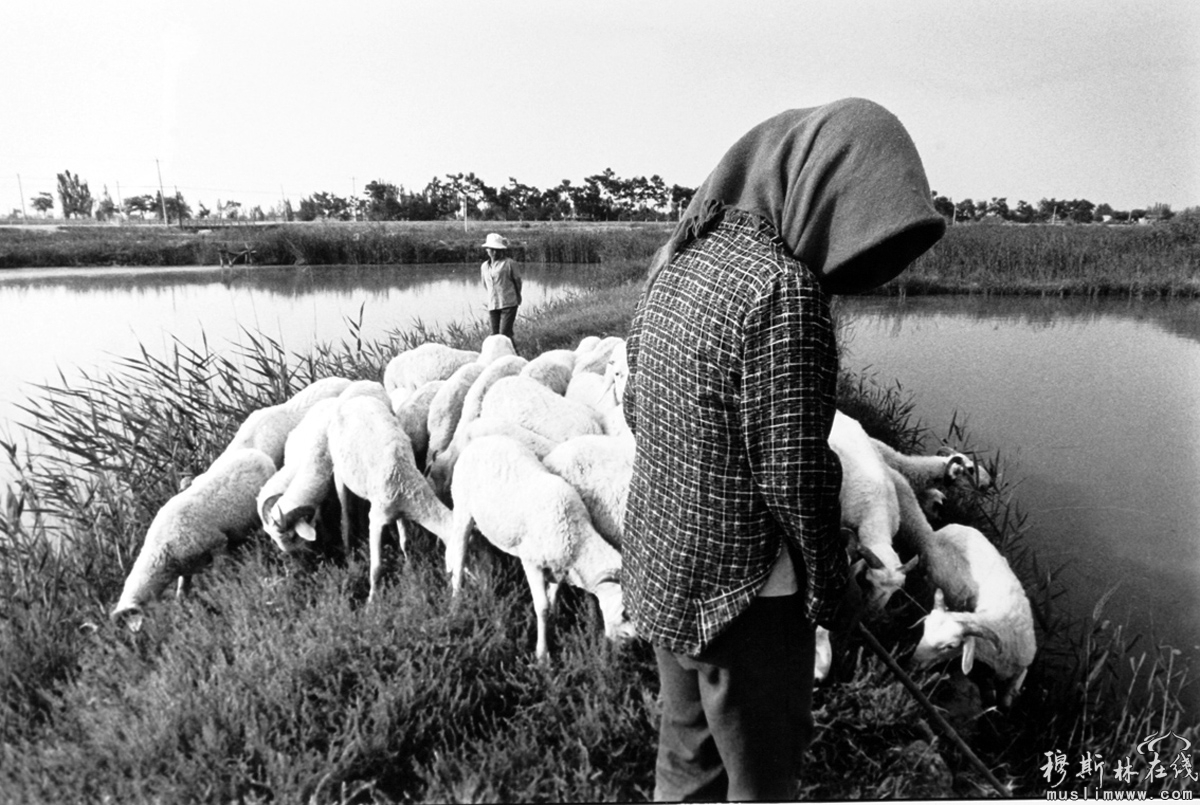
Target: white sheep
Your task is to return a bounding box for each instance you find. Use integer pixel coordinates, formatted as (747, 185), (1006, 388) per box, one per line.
(573, 335), (601, 356)
(111, 446), (277, 630)
(542, 434), (634, 550)
(257, 398), (341, 555)
(337, 378), (392, 407)
(446, 435), (636, 659)
(223, 377), (352, 468)
(425, 361), (487, 464)
(870, 437), (992, 517)
(326, 395), (456, 602)
(887, 465), (1036, 707)
(478, 375), (604, 445)
(425, 416), (559, 500)
(454, 355), (528, 439)
(519, 349), (576, 395)
(391, 380), (445, 469)
(477, 333), (517, 365)
(828, 411), (916, 611)
(383, 342), (479, 396)
(572, 336), (625, 376)
(283, 376), (354, 411)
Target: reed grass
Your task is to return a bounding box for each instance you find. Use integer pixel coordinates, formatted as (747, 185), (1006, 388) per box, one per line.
(1, 282), (1194, 801)
(893, 217), (1200, 297)
(0, 221), (672, 269)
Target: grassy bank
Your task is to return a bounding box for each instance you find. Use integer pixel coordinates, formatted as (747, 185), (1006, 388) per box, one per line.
(1, 275), (1193, 801)
(4, 216), (1200, 297)
(890, 216), (1200, 297)
(0, 220), (672, 269)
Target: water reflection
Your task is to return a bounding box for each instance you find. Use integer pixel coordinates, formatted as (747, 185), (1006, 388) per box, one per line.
(0, 263), (592, 443)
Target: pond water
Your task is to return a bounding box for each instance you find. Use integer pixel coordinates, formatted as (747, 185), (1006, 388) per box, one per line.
(838, 295), (1200, 701)
(0, 262), (591, 452)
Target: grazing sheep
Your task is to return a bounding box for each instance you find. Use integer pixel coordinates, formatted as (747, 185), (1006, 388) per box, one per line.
(257, 398), (342, 555)
(111, 447), (277, 630)
(573, 335), (601, 356)
(870, 437), (992, 517)
(283, 376), (354, 411)
(383, 342), (479, 396)
(888, 466), (1036, 708)
(391, 380), (445, 470)
(223, 377), (352, 468)
(457, 354), (528, 434)
(520, 349), (576, 395)
(572, 336), (625, 376)
(327, 395), (456, 602)
(447, 435), (636, 659)
(478, 375), (604, 445)
(542, 434), (634, 549)
(477, 333), (517, 365)
(425, 417), (558, 500)
(337, 378), (391, 407)
(425, 362), (487, 464)
(828, 411), (916, 611)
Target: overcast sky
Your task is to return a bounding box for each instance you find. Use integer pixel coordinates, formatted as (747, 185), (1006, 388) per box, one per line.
(3, 1), (1197, 216)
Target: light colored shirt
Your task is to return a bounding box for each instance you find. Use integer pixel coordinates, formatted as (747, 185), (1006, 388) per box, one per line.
(481, 257), (521, 310)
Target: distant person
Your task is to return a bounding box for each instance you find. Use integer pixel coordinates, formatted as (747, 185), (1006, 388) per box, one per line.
(622, 97), (946, 801)
(480, 233), (522, 345)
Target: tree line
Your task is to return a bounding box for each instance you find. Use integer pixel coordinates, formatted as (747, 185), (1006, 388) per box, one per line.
(16, 168), (1180, 226)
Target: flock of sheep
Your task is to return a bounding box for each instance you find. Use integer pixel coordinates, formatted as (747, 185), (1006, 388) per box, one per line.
(110, 331), (1036, 706)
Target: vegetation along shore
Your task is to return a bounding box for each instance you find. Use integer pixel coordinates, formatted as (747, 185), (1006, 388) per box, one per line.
(2, 214), (1199, 297)
(0, 225), (1196, 801)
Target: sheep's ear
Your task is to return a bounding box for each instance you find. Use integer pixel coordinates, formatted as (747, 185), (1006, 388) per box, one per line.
(961, 635), (976, 674)
(261, 494), (283, 524)
(858, 544), (886, 571)
(901, 554), (920, 573)
(962, 620), (1003, 650)
(933, 588), (947, 611)
(280, 505), (316, 530)
(294, 519), (318, 543)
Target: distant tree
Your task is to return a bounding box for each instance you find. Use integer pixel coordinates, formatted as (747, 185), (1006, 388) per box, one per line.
(669, 184), (695, 219)
(1147, 202), (1174, 221)
(31, 192), (54, 217)
(1110, 209), (1130, 223)
(363, 179), (403, 220)
(931, 193), (955, 220)
(95, 186), (118, 221)
(155, 191), (191, 223)
(56, 170), (94, 218)
(954, 198), (976, 222)
(1010, 200), (1036, 224)
(1066, 198), (1095, 224)
(1130, 208), (1147, 222)
(985, 197), (1010, 219)
(124, 194), (156, 218)
(197, 202), (211, 219)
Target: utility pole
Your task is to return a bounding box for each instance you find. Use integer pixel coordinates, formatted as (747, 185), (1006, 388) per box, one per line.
(16, 173), (27, 219)
(156, 159), (168, 224)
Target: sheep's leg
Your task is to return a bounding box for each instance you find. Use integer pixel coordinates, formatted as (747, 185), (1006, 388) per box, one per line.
(546, 579), (561, 616)
(336, 478), (353, 558)
(446, 508), (474, 597)
(367, 509), (388, 603)
(175, 574), (192, 600)
(522, 561), (552, 661)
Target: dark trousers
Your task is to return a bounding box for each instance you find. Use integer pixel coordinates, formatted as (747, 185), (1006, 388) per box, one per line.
(488, 306), (518, 342)
(653, 593), (815, 802)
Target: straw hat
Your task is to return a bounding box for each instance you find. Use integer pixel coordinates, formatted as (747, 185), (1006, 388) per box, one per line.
(481, 233), (509, 250)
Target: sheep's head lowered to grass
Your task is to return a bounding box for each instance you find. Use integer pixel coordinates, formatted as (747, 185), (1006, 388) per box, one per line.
(913, 589), (1002, 672)
(260, 494), (318, 551)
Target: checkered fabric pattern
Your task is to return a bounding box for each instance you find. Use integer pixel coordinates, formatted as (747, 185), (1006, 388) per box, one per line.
(623, 209), (847, 656)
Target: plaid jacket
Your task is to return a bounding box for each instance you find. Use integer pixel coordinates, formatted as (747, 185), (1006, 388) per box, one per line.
(623, 209), (846, 656)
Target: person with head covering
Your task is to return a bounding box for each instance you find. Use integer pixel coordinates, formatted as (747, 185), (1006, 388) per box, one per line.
(622, 97), (946, 801)
(480, 232), (523, 344)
